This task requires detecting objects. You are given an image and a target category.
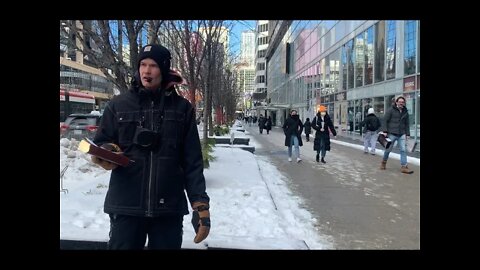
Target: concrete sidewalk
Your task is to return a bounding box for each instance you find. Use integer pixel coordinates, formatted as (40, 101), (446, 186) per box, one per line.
(244, 123), (420, 249)
(328, 129), (420, 159)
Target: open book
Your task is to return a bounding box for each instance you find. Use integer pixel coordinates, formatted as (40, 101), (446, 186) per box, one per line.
(377, 132), (392, 149)
(78, 138), (131, 167)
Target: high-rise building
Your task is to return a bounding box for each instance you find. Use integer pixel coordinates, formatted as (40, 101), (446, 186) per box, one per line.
(252, 20), (269, 111)
(199, 26), (229, 56)
(241, 31), (255, 66)
(235, 29), (256, 115)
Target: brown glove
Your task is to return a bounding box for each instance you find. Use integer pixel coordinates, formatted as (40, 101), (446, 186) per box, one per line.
(91, 143), (122, 171)
(191, 202), (210, 243)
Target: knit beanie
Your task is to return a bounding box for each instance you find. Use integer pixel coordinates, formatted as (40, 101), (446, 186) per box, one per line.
(137, 44), (171, 80)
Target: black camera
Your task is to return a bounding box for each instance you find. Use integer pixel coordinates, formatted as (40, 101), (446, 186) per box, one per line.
(133, 126), (159, 149)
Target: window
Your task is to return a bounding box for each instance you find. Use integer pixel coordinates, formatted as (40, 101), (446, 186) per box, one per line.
(257, 49), (266, 58)
(256, 75), (265, 83)
(374, 21), (385, 83)
(386, 20), (396, 80)
(355, 32), (365, 87)
(364, 26), (374, 85)
(257, 36), (268, 46)
(346, 40), (354, 89)
(258, 24), (268, 32)
(257, 62), (265, 70)
(404, 20), (417, 76)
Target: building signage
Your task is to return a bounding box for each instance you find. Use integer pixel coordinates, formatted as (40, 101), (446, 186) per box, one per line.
(336, 92), (345, 101)
(403, 76), (416, 92)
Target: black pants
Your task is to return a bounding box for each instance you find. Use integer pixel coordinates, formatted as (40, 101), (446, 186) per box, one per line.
(107, 214), (184, 250)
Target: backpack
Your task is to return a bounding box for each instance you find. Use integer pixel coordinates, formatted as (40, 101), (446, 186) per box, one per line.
(367, 117), (380, 131)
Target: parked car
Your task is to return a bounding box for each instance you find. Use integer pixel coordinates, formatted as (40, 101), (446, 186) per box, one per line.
(60, 113), (102, 140)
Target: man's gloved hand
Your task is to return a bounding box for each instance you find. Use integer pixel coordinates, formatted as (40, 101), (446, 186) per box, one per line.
(91, 143), (122, 171)
(191, 202), (210, 243)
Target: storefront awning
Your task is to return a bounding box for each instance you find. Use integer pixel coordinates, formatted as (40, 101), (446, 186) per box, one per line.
(80, 91), (112, 100)
(268, 104), (290, 109)
(252, 92), (267, 100)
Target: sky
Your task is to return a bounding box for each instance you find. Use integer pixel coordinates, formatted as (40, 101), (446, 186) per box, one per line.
(60, 120), (419, 250)
(229, 20), (256, 58)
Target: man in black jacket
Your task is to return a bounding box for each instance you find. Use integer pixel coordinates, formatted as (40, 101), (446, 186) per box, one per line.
(380, 96), (413, 174)
(92, 44), (210, 249)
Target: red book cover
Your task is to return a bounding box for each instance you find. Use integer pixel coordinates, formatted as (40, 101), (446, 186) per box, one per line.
(78, 138), (130, 167)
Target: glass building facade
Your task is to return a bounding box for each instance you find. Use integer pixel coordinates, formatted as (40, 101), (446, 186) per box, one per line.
(266, 20), (420, 150)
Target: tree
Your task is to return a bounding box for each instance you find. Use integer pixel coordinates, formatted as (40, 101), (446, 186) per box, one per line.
(197, 20), (228, 142)
(164, 20), (207, 110)
(60, 20), (166, 94)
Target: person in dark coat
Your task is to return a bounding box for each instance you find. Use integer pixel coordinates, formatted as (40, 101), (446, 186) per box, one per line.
(282, 110), (304, 162)
(265, 116), (272, 134)
(258, 114), (266, 134)
(304, 118), (312, 142)
(312, 105), (337, 163)
(380, 96), (413, 174)
(91, 44), (210, 249)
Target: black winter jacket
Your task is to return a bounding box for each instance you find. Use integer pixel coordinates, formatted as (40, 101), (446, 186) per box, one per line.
(312, 113), (336, 151)
(304, 120), (312, 135)
(361, 114), (381, 132)
(93, 84), (209, 217)
(282, 115), (304, 147)
(382, 105), (410, 136)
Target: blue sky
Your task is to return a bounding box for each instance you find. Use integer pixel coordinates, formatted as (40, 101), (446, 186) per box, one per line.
(109, 20), (256, 59)
(229, 20), (256, 58)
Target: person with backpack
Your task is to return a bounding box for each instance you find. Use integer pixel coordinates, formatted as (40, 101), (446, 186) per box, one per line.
(360, 107), (381, 155)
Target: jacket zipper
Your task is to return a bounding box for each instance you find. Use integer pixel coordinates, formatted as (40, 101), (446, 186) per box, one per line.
(146, 100), (154, 217)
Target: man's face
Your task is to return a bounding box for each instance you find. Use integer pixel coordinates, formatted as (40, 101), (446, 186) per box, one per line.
(139, 58), (162, 90)
(291, 110), (297, 116)
(396, 98), (405, 109)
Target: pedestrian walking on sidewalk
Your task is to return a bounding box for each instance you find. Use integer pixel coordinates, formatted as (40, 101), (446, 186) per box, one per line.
(380, 96), (413, 174)
(312, 105), (337, 163)
(360, 107), (381, 155)
(283, 110), (304, 162)
(265, 116), (272, 134)
(258, 114), (266, 134)
(304, 118), (312, 142)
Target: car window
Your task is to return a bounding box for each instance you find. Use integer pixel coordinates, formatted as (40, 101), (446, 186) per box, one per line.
(70, 118), (90, 126)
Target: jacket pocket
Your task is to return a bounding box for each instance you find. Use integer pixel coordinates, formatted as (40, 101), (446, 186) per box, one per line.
(162, 110), (185, 142)
(154, 157), (185, 211)
(117, 111), (142, 146)
(106, 156), (146, 209)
